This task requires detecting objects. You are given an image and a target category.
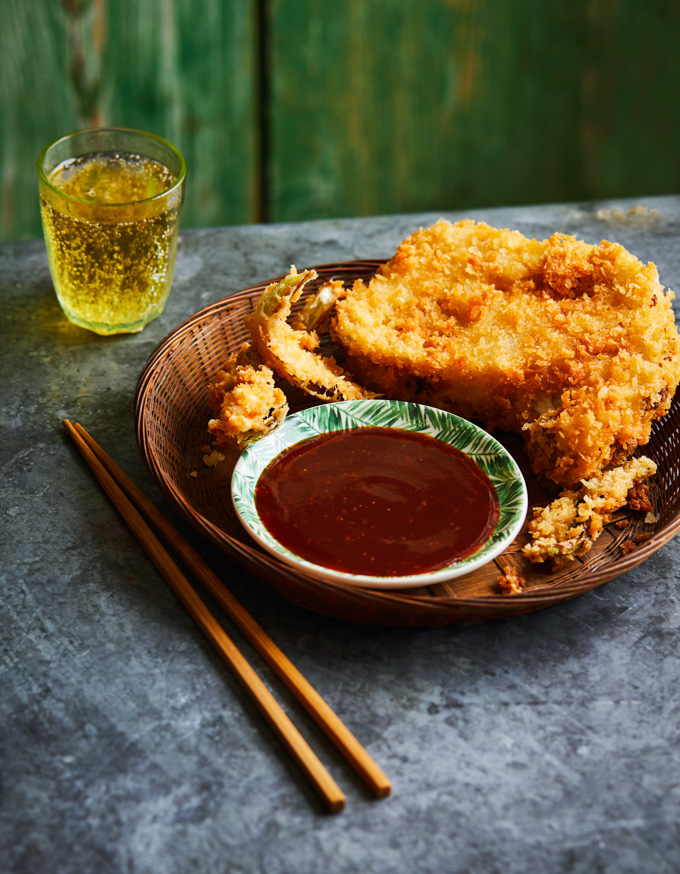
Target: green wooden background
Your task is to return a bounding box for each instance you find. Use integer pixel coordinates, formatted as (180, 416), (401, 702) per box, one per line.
(2, 0), (679, 242)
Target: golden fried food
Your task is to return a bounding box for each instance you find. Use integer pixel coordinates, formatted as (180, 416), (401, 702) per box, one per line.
(522, 455), (657, 567)
(247, 266), (374, 403)
(332, 220), (680, 486)
(497, 566), (527, 595)
(290, 278), (346, 333)
(207, 344), (288, 448)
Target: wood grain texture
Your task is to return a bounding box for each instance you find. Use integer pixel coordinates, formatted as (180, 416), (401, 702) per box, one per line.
(267, 0), (680, 222)
(104, 0), (259, 229)
(2, 1), (679, 240)
(1, 0), (258, 240)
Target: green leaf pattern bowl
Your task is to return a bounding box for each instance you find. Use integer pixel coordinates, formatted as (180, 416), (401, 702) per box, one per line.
(231, 399), (528, 590)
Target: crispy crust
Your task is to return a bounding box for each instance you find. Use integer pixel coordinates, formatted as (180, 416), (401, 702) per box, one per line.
(332, 219), (680, 486)
(248, 267), (374, 402)
(497, 566), (527, 595)
(207, 345), (289, 448)
(522, 456), (657, 567)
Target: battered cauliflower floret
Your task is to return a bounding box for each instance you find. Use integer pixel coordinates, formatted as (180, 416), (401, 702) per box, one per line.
(207, 345), (289, 448)
(522, 455), (657, 567)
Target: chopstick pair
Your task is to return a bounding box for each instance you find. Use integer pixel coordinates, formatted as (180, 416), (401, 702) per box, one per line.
(63, 420), (391, 813)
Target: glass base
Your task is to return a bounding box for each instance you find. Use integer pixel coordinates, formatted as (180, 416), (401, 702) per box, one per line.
(61, 306), (165, 335)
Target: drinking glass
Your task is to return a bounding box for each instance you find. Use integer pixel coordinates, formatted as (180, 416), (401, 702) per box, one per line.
(37, 128), (186, 335)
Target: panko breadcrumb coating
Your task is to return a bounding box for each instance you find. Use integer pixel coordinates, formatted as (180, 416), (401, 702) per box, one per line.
(332, 220), (680, 486)
(497, 566), (527, 595)
(207, 345), (288, 448)
(522, 455), (657, 567)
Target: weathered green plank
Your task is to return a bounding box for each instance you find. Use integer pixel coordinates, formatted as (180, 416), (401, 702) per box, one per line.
(266, 0), (680, 222)
(105, 0), (259, 230)
(0, 2), (74, 240)
(0, 0), (259, 241)
(2, 1), (680, 241)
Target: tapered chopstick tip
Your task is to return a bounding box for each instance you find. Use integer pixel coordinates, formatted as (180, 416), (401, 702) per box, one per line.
(328, 796), (346, 813)
(374, 782), (392, 799)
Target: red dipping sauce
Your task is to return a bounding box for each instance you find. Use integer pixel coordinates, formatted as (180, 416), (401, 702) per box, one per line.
(254, 426), (500, 577)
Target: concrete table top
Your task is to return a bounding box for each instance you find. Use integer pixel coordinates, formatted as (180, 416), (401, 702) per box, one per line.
(2, 196), (680, 873)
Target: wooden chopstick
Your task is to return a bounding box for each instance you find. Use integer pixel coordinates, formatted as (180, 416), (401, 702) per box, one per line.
(71, 422), (391, 800)
(64, 420), (346, 813)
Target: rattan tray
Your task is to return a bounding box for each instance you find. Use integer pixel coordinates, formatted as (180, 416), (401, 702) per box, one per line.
(134, 261), (680, 625)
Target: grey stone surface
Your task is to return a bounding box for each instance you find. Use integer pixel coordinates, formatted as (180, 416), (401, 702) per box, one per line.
(2, 197), (680, 873)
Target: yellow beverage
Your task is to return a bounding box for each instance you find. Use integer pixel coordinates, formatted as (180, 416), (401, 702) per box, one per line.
(38, 130), (186, 335)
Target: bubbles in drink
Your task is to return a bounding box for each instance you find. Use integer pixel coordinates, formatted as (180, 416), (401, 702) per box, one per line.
(40, 152), (182, 334)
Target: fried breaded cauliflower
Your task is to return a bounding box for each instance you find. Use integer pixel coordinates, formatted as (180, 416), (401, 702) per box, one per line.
(522, 455), (657, 567)
(207, 345), (288, 448)
(332, 220), (680, 486)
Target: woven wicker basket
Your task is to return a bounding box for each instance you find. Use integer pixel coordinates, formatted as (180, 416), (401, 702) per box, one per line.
(135, 262), (680, 625)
